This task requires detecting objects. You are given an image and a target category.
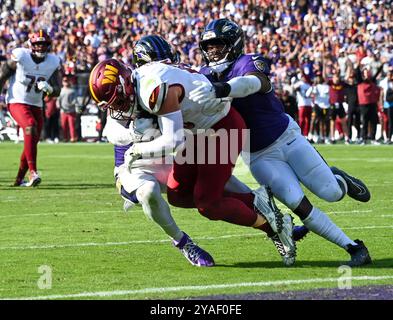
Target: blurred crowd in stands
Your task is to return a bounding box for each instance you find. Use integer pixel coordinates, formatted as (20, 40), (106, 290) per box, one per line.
(0, 0), (392, 144)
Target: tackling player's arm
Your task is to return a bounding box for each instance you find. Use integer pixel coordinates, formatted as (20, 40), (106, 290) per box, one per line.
(189, 57), (272, 103)
(128, 85), (184, 158)
(209, 72), (271, 99)
(0, 60), (16, 92)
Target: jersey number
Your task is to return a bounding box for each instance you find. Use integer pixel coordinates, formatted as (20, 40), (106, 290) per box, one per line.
(26, 75), (46, 93)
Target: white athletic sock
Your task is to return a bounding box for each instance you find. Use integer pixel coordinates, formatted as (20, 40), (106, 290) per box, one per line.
(302, 207), (356, 249)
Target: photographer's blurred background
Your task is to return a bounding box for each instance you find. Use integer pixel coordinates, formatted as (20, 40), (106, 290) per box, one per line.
(0, 0), (392, 144)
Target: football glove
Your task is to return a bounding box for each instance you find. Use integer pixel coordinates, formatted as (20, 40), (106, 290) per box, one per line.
(189, 81), (231, 115)
(37, 81), (53, 95)
(130, 118), (160, 143)
(189, 80), (216, 104)
(124, 144), (142, 172)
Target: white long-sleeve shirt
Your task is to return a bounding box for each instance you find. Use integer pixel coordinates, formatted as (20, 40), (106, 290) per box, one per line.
(294, 81), (312, 107)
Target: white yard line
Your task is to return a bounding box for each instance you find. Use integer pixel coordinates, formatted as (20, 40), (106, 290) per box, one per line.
(0, 208), (379, 219)
(0, 213), (67, 219)
(0, 233), (257, 250)
(0, 210), (121, 218)
(343, 225), (393, 230)
(1, 225), (392, 251)
(326, 209), (372, 214)
(3, 275), (393, 300)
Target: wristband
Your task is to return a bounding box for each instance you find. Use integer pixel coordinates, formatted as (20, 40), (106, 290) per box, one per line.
(213, 82), (231, 98)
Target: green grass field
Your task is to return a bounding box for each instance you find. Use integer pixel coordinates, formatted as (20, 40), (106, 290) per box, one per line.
(0, 142), (392, 300)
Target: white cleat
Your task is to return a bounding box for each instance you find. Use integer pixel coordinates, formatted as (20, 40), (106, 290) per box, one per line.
(123, 200), (137, 213)
(270, 214), (296, 266)
(252, 186), (283, 233)
(21, 172), (41, 187)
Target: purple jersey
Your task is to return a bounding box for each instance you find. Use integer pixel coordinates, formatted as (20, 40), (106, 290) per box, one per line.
(200, 54), (289, 152)
(114, 144), (132, 168)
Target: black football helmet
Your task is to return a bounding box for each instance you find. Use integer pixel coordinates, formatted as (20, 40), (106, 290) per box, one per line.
(132, 35), (180, 67)
(199, 19), (245, 73)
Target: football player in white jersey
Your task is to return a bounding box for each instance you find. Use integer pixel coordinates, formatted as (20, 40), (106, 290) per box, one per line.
(0, 29), (62, 187)
(89, 58), (298, 266)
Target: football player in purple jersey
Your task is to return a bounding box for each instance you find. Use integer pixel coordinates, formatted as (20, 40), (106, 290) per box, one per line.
(190, 18), (371, 267)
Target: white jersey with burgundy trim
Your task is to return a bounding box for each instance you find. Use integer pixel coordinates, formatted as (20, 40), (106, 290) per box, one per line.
(6, 48), (61, 108)
(133, 62), (230, 133)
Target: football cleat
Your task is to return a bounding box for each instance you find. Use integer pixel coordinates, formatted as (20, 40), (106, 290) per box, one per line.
(331, 167), (371, 202)
(20, 172), (41, 187)
(345, 239), (372, 267)
(173, 232), (215, 267)
(252, 186), (283, 233)
(269, 214), (296, 267)
(123, 200), (137, 213)
(293, 225), (309, 242)
(13, 179), (27, 187)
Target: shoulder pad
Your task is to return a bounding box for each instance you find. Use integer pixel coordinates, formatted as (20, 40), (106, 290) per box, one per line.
(138, 75), (168, 114)
(10, 48), (26, 62)
(249, 55), (270, 73)
(236, 54), (270, 76)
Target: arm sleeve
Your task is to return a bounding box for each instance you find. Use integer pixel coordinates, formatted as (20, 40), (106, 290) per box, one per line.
(133, 110), (184, 157)
(226, 75), (263, 98)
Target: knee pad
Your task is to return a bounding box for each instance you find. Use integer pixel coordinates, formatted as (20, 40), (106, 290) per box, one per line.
(273, 185), (304, 211)
(24, 125), (37, 136)
(315, 181), (343, 202)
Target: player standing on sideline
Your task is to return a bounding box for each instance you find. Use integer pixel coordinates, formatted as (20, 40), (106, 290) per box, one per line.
(89, 57), (298, 266)
(190, 18), (371, 266)
(0, 29), (62, 186)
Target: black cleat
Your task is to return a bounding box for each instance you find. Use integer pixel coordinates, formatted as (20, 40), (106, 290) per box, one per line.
(345, 239), (372, 267)
(331, 166), (371, 202)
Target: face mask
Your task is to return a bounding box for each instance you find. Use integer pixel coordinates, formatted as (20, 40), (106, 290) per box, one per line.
(209, 60), (233, 74)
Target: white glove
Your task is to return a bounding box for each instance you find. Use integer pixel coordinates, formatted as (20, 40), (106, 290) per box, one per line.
(124, 144), (142, 171)
(37, 81), (53, 95)
(189, 80), (217, 105)
(201, 97), (231, 116)
(130, 118), (159, 143)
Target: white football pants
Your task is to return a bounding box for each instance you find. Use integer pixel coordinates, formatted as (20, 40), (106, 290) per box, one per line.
(243, 116), (343, 210)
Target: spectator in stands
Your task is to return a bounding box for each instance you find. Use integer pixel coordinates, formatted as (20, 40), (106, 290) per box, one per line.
(279, 88), (298, 123)
(0, 0), (391, 145)
(308, 74), (331, 144)
(343, 70), (361, 143)
(327, 72), (350, 144)
(356, 62), (385, 145)
(293, 72), (313, 139)
(379, 65), (393, 144)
